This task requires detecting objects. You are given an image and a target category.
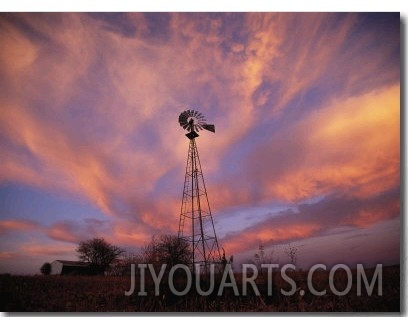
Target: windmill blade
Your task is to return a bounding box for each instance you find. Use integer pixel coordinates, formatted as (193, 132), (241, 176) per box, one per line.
(180, 113), (187, 121)
(202, 124), (215, 133)
(179, 112), (188, 125)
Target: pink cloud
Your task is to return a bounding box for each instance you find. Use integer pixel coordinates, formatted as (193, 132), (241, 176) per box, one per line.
(0, 219), (40, 234)
(0, 251), (20, 260)
(213, 84), (399, 210)
(219, 183), (399, 256)
(47, 222), (83, 243)
(20, 243), (75, 256)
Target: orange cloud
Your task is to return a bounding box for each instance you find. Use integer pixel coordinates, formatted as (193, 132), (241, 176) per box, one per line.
(112, 222), (152, 247)
(0, 251), (20, 259)
(0, 219), (40, 234)
(223, 84), (400, 206)
(47, 223), (81, 244)
(0, 17), (38, 80)
(342, 197), (400, 228)
(286, 84), (399, 201)
(222, 222), (321, 255)
(20, 243), (75, 256)
(0, 101), (115, 214)
(219, 183), (399, 256)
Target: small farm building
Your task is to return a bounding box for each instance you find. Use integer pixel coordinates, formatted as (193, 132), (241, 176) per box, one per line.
(51, 260), (91, 275)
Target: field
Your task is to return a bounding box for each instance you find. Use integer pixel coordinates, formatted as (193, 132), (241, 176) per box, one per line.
(0, 265), (399, 312)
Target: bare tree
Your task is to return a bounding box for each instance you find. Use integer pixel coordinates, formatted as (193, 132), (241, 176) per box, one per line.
(77, 238), (125, 275)
(284, 243), (298, 266)
(253, 245), (276, 266)
(107, 252), (143, 276)
(143, 235), (192, 269)
(251, 244), (278, 280)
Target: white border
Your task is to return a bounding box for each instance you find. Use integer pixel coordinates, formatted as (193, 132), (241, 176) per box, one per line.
(0, 0), (407, 13)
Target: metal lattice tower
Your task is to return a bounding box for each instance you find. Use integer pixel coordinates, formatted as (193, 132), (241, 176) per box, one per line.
(177, 110), (221, 272)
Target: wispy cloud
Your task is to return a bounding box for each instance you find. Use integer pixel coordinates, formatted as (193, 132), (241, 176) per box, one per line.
(221, 186), (399, 255)
(0, 219), (41, 234)
(21, 242), (75, 256)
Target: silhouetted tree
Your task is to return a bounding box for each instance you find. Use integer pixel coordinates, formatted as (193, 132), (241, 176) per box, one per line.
(40, 262), (51, 275)
(249, 244), (278, 280)
(285, 243), (298, 266)
(107, 252), (143, 276)
(143, 235), (192, 269)
(252, 244), (277, 266)
(76, 238), (125, 275)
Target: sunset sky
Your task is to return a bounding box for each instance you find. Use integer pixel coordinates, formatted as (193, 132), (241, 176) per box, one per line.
(0, 12), (400, 274)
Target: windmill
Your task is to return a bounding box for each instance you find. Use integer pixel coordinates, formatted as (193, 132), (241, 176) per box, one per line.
(177, 109), (221, 272)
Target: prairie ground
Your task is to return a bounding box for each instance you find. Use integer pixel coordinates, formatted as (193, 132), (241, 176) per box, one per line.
(0, 265), (399, 312)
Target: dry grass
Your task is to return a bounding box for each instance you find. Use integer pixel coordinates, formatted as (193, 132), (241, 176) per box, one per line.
(0, 265), (399, 312)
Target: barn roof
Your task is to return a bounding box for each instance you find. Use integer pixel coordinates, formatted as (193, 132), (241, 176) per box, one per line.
(53, 260), (90, 267)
